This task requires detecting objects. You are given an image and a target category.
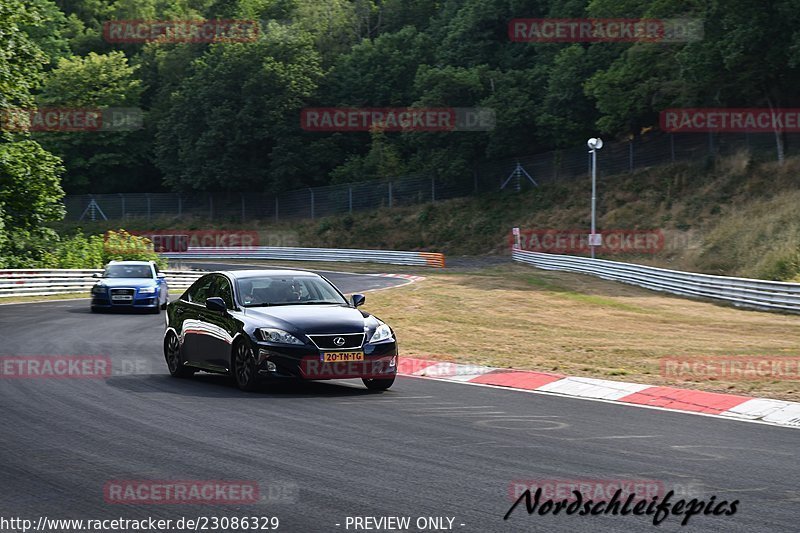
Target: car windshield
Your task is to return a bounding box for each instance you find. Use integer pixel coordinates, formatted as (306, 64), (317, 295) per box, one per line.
(103, 264), (153, 279)
(237, 275), (347, 307)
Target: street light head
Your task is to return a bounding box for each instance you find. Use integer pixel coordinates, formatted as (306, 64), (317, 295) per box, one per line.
(587, 137), (603, 150)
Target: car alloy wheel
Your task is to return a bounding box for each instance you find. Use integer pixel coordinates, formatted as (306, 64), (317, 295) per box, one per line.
(234, 341), (259, 391)
(164, 331), (194, 378)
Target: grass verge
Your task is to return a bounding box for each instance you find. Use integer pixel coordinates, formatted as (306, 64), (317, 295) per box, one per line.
(363, 264), (800, 401)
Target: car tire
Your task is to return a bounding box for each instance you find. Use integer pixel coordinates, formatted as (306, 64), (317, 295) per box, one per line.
(164, 331), (194, 378)
(232, 340), (260, 392)
(362, 376), (395, 391)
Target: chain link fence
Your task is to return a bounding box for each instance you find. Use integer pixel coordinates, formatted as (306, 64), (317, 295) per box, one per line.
(64, 131), (799, 222)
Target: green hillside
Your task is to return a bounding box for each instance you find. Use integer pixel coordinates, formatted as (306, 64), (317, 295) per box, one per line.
(57, 151), (800, 281)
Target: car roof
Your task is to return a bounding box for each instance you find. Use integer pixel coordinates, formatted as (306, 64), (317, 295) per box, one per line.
(216, 269), (322, 280)
(107, 260), (153, 266)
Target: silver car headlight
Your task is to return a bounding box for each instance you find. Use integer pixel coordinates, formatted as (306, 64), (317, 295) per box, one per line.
(257, 328), (304, 345)
(138, 286), (157, 294)
(369, 323), (394, 343)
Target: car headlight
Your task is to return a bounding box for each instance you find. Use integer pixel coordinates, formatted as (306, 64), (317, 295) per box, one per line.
(138, 287), (157, 294)
(257, 328), (304, 345)
(369, 323), (394, 343)
(91, 284), (106, 294)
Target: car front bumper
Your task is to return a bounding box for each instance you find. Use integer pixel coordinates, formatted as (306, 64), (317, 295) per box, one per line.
(91, 294), (160, 309)
(253, 339), (398, 381)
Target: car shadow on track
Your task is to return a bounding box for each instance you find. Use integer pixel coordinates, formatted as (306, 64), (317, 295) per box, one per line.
(68, 308), (162, 315)
(105, 372), (384, 399)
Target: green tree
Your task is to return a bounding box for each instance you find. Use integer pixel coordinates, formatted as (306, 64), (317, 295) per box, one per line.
(155, 23), (322, 192)
(34, 51), (152, 192)
(0, 0), (66, 267)
(0, 141), (65, 266)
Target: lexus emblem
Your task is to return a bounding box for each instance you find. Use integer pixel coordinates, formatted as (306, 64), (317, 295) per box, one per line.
(333, 337), (346, 347)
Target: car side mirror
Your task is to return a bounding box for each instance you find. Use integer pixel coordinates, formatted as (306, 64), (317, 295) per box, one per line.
(352, 294), (366, 308)
(157, 273), (166, 279)
(92, 272), (101, 278)
(205, 297), (227, 312)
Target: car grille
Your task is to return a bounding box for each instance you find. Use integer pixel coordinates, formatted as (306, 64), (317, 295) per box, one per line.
(109, 288), (135, 304)
(307, 333), (365, 350)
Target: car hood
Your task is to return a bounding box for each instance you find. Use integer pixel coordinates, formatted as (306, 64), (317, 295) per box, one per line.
(243, 304), (369, 334)
(95, 278), (157, 288)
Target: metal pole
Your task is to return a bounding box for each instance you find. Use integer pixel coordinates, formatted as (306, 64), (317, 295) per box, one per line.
(628, 141), (634, 172)
(670, 133), (675, 162)
(348, 187), (353, 214)
(274, 196), (279, 222)
(591, 149), (597, 260)
(388, 181), (393, 208)
(209, 194), (213, 220)
(431, 177), (436, 202)
(310, 189), (315, 219)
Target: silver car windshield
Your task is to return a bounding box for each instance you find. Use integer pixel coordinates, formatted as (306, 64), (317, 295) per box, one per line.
(237, 276), (347, 307)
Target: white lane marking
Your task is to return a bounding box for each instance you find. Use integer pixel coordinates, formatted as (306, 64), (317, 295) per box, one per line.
(446, 441), (500, 449)
(414, 405), (496, 410)
(334, 395), (434, 404)
(474, 417), (569, 431)
(537, 376), (651, 400)
(417, 362), (495, 378)
(565, 435), (661, 441)
(411, 412), (508, 417)
(671, 444), (796, 460)
(723, 398), (793, 420)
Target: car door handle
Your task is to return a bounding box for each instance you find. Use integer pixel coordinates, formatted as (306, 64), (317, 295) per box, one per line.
(176, 307), (184, 314)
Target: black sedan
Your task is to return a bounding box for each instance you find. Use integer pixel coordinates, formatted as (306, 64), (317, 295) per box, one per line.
(163, 269), (398, 391)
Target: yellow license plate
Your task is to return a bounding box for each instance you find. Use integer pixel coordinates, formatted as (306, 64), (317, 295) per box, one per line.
(322, 352), (364, 363)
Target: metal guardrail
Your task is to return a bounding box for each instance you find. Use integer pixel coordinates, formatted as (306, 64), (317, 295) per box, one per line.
(512, 249), (800, 313)
(0, 269), (203, 298)
(161, 247), (446, 268)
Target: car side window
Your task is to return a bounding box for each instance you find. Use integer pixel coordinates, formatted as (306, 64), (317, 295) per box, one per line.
(215, 276), (234, 309)
(185, 275), (215, 303)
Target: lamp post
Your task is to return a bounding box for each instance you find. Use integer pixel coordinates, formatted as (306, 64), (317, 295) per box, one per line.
(587, 138), (603, 259)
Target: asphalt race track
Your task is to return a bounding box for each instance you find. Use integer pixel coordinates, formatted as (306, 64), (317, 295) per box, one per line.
(1, 267), (799, 533)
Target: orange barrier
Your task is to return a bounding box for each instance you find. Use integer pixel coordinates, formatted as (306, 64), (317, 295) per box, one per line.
(420, 252), (446, 268)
